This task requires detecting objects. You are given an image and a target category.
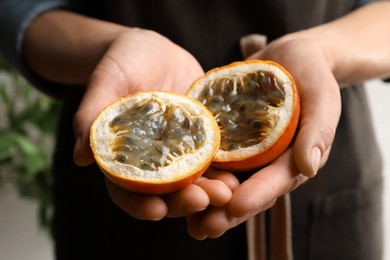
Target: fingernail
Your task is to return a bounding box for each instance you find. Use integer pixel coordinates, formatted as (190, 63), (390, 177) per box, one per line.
(310, 147), (321, 177)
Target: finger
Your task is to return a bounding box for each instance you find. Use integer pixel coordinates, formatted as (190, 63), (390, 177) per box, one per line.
(202, 167), (240, 191)
(228, 149), (308, 218)
(164, 184), (209, 217)
(195, 179), (232, 206)
(197, 207), (242, 238)
(186, 211), (208, 240)
(73, 77), (120, 166)
(105, 177), (168, 220)
(188, 198), (278, 239)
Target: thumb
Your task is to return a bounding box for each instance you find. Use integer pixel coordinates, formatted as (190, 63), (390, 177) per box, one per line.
(292, 61), (341, 177)
(73, 72), (122, 166)
(293, 123), (334, 177)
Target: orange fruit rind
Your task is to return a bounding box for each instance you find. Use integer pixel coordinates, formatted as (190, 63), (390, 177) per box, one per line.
(90, 91), (220, 194)
(186, 60), (300, 172)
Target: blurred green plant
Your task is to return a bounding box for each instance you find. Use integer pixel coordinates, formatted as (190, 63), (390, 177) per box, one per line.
(0, 56), (62, 230)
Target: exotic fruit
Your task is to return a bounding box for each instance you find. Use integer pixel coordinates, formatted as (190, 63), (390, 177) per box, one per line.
(186, 60), (300, 172)
(90, 91), (220, 194)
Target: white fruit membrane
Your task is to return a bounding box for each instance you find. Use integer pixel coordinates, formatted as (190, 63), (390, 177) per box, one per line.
(90, 91), (219, 182)
(187, 61), (295, 162)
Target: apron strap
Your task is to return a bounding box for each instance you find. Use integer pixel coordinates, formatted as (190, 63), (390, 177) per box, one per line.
(246, 194), (294, 260)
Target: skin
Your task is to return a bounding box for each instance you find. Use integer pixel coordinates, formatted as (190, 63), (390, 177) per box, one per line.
(23, 2), (390, 239)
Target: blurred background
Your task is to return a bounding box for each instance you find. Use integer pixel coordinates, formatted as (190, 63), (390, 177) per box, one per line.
(0, 60), (389, 260)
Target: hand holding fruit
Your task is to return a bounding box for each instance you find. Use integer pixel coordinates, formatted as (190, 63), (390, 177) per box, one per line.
(73, 28), (234, 220)
(186, 33), (341, 239)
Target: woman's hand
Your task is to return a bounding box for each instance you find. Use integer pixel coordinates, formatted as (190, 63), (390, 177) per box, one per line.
(186, 34), (342, 239)
(72, 27), (236, 220)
